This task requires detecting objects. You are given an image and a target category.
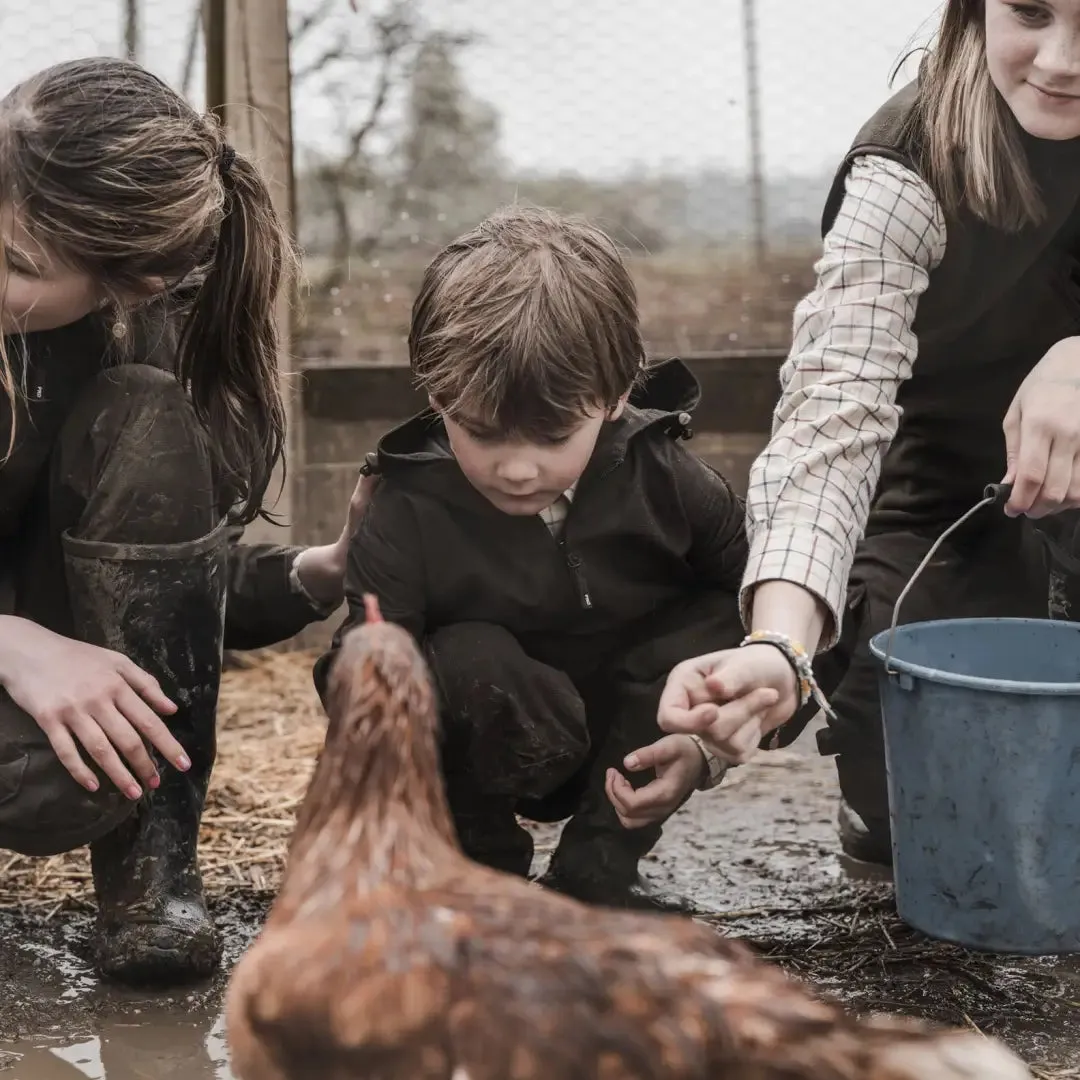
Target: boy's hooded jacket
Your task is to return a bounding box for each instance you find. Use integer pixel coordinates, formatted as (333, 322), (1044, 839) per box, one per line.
(315, 358), (748, 694)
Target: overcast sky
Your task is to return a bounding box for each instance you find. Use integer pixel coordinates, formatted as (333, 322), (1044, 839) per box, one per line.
(1, 0), (943, 177)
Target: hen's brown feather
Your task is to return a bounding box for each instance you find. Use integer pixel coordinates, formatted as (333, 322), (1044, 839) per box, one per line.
(226, 603), (1030, 1080)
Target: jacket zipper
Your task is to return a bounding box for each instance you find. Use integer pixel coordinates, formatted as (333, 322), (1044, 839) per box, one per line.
(561, 543), (592, 610)
(547, 456), (621, 611)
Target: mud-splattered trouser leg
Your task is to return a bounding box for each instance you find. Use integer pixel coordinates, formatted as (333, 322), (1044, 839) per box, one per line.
(815, 514), (1050, 866)
(0, 364), (228, 984)
(425, 623), (593, 877)
(427, 590), (765, 912)
(537, 588), (753, 913)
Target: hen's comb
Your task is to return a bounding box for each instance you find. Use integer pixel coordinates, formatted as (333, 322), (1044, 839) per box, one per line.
(363, 594), (384, 624)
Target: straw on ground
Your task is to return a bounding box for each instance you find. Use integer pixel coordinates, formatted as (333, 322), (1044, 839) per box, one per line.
(0, 649), (326, 909)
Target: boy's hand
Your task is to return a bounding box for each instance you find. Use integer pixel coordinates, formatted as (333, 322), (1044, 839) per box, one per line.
(605, 734), (707, 829)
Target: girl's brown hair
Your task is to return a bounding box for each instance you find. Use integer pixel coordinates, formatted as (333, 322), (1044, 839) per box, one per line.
(0, 57), (295, 523)
(913, 0), (1043, 231)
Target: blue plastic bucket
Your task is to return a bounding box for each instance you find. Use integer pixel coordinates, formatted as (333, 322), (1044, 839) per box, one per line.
(868, 617), (1080, 955)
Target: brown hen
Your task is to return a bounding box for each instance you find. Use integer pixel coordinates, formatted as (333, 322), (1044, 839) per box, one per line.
(225, 596), (1030, 1080)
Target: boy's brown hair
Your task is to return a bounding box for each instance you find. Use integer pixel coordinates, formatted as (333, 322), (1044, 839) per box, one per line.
(408, 205), (645, 440)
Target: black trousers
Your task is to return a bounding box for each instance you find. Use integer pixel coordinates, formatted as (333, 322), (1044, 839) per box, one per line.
(0, 364), (223, 855)
(425, 586), (794, 881)
(815, 508), (1063, 826)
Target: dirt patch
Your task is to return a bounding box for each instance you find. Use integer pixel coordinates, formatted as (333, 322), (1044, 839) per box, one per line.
(0, 654), (1076, 1078)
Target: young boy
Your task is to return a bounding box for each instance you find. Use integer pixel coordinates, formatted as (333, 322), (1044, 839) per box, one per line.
(314, 206), (748, 913)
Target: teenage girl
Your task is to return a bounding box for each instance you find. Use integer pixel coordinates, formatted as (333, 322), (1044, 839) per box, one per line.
(649, 0), (1080, 865)
(0, 56), (362, 985)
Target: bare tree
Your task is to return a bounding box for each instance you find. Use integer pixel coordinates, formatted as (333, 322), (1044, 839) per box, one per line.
(289, 0), (490, 284)
(391, 33), (501, 243)
(289, 0), (418, 282)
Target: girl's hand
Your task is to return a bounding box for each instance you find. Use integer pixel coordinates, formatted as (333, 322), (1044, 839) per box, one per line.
(0, 617), (184, 798)
(294, 471), (380, 608)
(339, 471), (379, 551)
(1004, 337), (1080, 519)
(605, 735), (707, 829)
(656, 644), (795, 764)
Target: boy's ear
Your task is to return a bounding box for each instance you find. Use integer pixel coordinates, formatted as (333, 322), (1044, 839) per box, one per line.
(606, 390), (631, 422)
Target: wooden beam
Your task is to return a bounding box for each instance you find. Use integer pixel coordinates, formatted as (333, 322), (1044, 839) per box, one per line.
(204, 0), (299, 544)
(124, 0), (140, 62)
(300, 351), (788, 436)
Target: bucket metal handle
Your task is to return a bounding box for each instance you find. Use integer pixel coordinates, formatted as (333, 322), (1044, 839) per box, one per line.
(884, 483), (1011, 675)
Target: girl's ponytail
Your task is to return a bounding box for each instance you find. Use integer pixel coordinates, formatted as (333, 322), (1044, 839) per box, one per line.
(176, 145), (297, 525)
(0, 58), (299, 512)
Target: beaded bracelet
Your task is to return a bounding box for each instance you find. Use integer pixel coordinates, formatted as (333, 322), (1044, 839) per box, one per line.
(740, 630), (836, 721)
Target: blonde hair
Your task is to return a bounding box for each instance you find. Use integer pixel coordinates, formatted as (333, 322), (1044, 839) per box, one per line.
(408, 205), (645, 440)
(0, 57), (297, 524)
(914, 0), (1043, 231)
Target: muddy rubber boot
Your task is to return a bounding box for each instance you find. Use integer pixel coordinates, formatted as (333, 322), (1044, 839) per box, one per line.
(837, 799), (893, 868)
(442, 761), (535, 878)
(539, 683), (698, 915)
(538, 788), (698, 915)
(834, 752), (893, 868)
(62, 526), (227, 986)
(539, 863), (696, 914)
(453, 805), (535, 878)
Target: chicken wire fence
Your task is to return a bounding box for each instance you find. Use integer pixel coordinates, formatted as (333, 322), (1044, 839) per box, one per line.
(0, 1), (206, 109)
(2, 0), (942, 358)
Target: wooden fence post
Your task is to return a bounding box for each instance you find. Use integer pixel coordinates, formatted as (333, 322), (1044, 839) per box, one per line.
(204, 0), (299, 546)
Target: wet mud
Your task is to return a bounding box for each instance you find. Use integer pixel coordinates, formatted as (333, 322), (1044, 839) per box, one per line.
(0, 724), (1076, 1078)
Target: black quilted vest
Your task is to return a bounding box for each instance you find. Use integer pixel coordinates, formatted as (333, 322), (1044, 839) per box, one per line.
(821, 80), (1080, 526)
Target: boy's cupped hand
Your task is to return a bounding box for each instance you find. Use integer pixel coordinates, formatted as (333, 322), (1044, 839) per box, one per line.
(605, 734), (708, 829)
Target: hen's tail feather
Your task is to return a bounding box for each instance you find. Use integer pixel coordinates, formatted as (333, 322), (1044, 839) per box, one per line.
(868, 1030), (1031, 1080)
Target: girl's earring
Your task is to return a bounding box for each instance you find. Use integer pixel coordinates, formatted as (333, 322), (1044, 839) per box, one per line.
(100, 299), (127, 339)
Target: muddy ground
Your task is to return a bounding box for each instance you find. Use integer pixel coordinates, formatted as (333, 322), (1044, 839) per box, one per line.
(0, 720), (1077, 1079)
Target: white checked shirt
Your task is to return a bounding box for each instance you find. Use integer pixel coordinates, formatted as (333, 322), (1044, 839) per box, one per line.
(539, 482), (577, 538)
(742, 154), (948, 648)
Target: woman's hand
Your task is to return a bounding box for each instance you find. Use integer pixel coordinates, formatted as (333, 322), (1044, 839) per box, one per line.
(293, 471), (379, 607)
(338, 470), (379, 551)
(605, 735), (707, 829)
(0, 616), (186, 798)
(656, 643), (796, 764)
(1004, 337), (1080, 519)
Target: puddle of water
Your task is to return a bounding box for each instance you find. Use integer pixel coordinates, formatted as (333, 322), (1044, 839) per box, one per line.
(0, 893), (270, 1079)
(835, 852), (894, 885)
(1, 1005), (232, 1079)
